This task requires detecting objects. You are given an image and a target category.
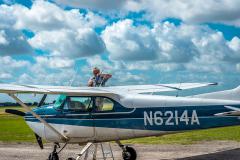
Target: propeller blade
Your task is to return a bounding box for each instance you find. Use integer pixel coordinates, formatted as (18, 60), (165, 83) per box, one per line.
(34, 133), (44, 149)
(5, 109), (25, 116)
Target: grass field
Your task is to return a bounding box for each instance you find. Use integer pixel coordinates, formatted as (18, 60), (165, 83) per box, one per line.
(0, 106), (35, 142)
(1, 106), (240, 144)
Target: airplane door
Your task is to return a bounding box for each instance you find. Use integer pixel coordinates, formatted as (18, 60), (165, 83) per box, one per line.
(45, 96), (95, 140)
(92, 97), (135, 141)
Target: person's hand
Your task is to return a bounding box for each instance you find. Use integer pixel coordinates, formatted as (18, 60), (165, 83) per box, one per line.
(88, 80), (93, 87)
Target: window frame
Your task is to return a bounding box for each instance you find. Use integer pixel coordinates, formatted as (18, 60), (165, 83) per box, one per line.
(63, 96), (93, 112)
(92, 96), (115, 112)
(61, 96), (115, 113)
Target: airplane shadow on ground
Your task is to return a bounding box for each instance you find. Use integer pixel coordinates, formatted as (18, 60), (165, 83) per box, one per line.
(177, 148), (240, 160)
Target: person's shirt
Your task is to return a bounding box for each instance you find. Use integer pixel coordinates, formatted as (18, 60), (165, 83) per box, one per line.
(90, 74), (109, 87)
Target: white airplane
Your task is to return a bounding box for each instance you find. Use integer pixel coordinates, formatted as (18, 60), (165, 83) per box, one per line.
(1, 82), (240, 160)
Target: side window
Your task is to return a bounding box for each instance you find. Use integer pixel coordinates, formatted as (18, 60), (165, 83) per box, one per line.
(67, 97), (92, 111)
(95, 97), (114, 112)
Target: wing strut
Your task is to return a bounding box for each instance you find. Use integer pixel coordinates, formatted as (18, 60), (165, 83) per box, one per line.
(9, 94), (69, 142)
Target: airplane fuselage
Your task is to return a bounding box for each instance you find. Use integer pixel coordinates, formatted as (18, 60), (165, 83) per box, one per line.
(24, 94), (240, 143)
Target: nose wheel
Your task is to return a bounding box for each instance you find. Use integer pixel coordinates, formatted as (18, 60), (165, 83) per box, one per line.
(48, 152), (59, 160)
(48, 143), (61, 160)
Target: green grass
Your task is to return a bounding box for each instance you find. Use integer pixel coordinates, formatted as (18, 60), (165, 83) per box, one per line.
(0, 106), (36, 143)
(0, 115), (35, 142)
(1, 106), (240, 144)
(123, 126), (240, 144)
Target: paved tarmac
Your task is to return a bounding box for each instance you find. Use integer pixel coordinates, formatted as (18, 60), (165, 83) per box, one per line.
(0, 141), (240, 160)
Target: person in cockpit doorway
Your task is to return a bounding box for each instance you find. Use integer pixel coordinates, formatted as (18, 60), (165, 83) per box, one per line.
(88, 67), (112, 87)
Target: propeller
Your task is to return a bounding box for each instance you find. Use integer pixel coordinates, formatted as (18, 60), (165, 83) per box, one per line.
(5, 109), (25, 116)
(5, 109), (44, 149)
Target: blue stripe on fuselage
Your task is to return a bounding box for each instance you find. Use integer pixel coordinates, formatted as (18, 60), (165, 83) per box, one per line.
(25, 105), (240, 131)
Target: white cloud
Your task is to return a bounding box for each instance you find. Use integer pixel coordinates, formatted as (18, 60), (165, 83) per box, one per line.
(153, 63), (184, 72)
(0, 30), (8, 45)
(112, 71), (146, 85)
(0, 56), (30, 68)
(17, 63), (79, 86)
(29, 28), (105, 58)
(35, 56), (74, 69)
(12, 1), (107, 31)
(237, 63), (240, 72)
(0, 4), (16, 28)
(17, 73), (34, 84)
(85, 55), (117, 71)
(0, 56), (30, 81)
(0, 1), (107, 58)
(138, 0), (240, 24)
(101, 19), (240, 74)
(102, 20), (199, 62)
(142, 0), (240, 27)
(0, 1), (107, 32)
(54, 0), (127, 11)
(54, 0), (240, 27)
(0, 73), (12, 79)
(84, 11), (107, 28)
(228, 37), (240, 52)
(0, 28), (33, 55)
(102, 19), (158, 61)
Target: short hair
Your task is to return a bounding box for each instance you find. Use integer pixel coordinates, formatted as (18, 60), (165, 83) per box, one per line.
(93, 67), (100, 71)
(93, 67), (100, 74)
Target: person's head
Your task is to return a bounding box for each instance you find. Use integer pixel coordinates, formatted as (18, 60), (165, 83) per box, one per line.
(92, 67), (100, 76)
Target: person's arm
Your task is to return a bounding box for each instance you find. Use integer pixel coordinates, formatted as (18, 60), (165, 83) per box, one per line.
(98, 74), (111, 86)
(100, 74), (112, 80)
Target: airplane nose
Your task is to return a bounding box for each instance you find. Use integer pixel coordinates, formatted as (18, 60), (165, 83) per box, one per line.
(5, 109), (25, 116)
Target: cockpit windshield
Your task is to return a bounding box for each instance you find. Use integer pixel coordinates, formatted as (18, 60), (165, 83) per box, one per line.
(54, 94), (66, 109)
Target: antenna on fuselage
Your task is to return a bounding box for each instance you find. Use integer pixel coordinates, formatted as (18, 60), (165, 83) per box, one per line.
(69, 65), (80, 86)
(176, 82), (182, 97)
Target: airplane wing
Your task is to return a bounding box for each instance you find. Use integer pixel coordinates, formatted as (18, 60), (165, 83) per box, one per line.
(215, 106), (240, 116)
(0, 84), (112, 95)
(0, 82), (217, 95)
(106, 82), (218, 94)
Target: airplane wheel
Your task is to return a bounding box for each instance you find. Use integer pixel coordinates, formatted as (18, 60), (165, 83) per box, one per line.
(66, 158), (75, 160)
(48, 152), (59, 160)
(122, 146), (137, 160)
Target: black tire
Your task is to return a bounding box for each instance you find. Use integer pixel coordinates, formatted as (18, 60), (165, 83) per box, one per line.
(122, 146), (137, 160)
(48, 152), (59, 160)
(66, 158), (75, 160)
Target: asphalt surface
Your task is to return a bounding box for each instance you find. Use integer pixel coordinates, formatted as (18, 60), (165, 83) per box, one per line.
(0, 141), (240, 160)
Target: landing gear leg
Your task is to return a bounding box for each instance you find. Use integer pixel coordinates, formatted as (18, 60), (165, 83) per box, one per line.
(116, 141), (137, 160)
(48, 143), (60, 160)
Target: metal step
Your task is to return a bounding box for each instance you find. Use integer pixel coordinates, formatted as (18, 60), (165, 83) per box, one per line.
(77, 142), (115, 160)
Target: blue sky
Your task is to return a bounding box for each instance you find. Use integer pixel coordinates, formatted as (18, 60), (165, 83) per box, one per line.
(0, 0), (240, 102)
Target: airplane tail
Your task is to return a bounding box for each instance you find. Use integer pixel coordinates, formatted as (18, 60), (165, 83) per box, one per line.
(191, 86), (240, 101)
